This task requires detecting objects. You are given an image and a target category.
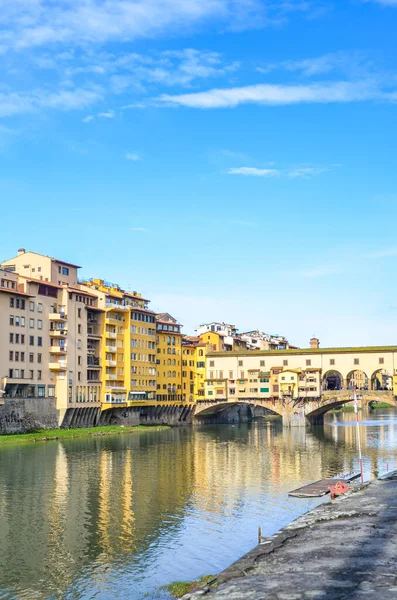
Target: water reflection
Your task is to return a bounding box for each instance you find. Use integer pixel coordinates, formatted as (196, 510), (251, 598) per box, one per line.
(0, 410), (397, 600)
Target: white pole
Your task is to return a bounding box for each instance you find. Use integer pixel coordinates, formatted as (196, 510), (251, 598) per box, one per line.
(354, 384), (364, 483)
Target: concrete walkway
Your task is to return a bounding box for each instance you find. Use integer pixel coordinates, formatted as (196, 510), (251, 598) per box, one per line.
(184, 473), (397, 599)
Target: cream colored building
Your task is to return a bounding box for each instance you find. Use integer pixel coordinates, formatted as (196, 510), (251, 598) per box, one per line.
(205, 343), (397, 401)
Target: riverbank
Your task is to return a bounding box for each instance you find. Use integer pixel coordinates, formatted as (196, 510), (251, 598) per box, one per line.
(0, 424), (170, 446)
(183, 471), (397, 599)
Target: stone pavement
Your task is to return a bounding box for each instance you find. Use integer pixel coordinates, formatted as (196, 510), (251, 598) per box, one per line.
(184, 473), (397, 599)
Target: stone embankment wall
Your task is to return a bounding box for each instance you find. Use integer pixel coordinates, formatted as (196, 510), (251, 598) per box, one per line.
(99, 405), (194, 426)
(0, 398), (59, 434)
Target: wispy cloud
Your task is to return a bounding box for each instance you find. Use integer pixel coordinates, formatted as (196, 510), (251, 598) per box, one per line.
(288, 166), (328, 178)
(82, 115), (94, 123)
(365, 247), (397, 258)
(125, 153), (141, 161)
(227, 164), (331, 179)
(98, 110), (115, 119)
(298, 266), (346, 278)
(230, 219), (257, 227)
(228, 167), (280, 177)
(0, 1), (311, 54)
(0, 88), (102, 117)
(156, 80), (396, 109)
(131, 227), (149, 232)
(256, 51), (373, 78)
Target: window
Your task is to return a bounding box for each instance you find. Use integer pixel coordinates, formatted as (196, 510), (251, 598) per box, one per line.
(29, 319), (34, 328)
(78, 324), (81, 334)
(30, 370), (34, 379)
(14, 369), (20, 378)
(38, 385), (45, 397)
(78, 372), (81, 381)
(48, 386), (55, 398)
(10, 315), (14, 325)
(260, 387), (269, 393)
(306, 359), (311, 366)
(273, 385), (279, 393)
(15, 334), (19, 343)
(240, 371), (245, 379)
(37, 337), (42, 346)
(38, 319), (42, 329)
(9, 333), (13, 343)
(21, 317), (25, 326)
(219, 371), (224, 379)
(62, 267), (69, 275)
(78, 356), (81, 365)
(30, 301), (35, 311)
(37, 370), (42, 380)
(9, 351), (13, 361)
(21, 335), (24, 343)
(29, 336), (34, 345)
(238, 360), (243, 367)
(10, 298), (15, 308)
(37, 303), (43, 313)
(37, 354), (42, 363)
(379, 357), (384, 364)
(29, 353), (34, 363)
(260, 360), (265, 367)
(197, 361), (205, 368)
(78, 308), (81, 318)
(330, 359), (335, 366)
(354, 358), (359, 365)
(229, 371), (234, 379)
(283, 360), (288, 366)
(15, 352), (19, 361)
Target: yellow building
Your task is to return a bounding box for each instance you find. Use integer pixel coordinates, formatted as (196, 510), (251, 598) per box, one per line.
(156, 313), (183, 402)
(279, 369), (301, 399)
(182, 338), (213, 402)
(79, 279), (157, 407)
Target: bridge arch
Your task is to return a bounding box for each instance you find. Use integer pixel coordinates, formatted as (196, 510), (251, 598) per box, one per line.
(322, 370), (343, 391)
(346, 370), (369, 390)
(370, 369), (392, 391)
(193, 400), (283, 420)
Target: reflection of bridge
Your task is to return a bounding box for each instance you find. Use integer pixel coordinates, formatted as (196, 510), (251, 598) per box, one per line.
(194, 390), (397, 427)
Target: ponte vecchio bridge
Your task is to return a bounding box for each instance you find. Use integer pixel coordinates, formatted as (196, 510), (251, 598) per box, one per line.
(194, 344), (397, 426)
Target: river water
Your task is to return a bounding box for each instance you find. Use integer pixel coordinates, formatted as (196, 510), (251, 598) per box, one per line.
(1, 409), (397, 600)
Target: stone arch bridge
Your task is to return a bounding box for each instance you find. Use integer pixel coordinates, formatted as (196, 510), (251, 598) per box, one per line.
(194, 390), (397, 427)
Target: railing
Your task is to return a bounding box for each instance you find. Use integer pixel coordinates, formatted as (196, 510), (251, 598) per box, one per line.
(106, 345), (116, 352)
(87, 357), (100, 366)
(106, 303), (129, 311)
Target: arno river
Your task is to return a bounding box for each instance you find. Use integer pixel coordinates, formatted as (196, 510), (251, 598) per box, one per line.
(1, 409), (397, 600)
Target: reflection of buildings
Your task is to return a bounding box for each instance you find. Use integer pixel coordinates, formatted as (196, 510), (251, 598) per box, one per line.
(1, 418), (397, 599)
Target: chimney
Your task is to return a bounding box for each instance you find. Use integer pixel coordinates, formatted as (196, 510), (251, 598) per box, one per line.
(17, 248), (25, 255)
(310, 337), (320, 350)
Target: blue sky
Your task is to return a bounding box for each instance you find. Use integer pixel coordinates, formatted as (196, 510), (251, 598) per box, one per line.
(1, 0), (397, 346)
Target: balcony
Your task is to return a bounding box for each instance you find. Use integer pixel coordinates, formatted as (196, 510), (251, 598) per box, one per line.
(106, 303), (129, 311)
(49, 329), (67, 337)
(49, 361), (67, 370)
(106, 374), (117, 380)
(106, 345), (117, 353)
(50, 345), (67, 354)
(87, 357), (100, 367)
(49, 312), (67, 321)
(106, 332), (116, 339)
(87, 328), (101, 338)
(105, 385), (127, 390)
(105, 360), (116, 367)
(87, 377), (101, 383)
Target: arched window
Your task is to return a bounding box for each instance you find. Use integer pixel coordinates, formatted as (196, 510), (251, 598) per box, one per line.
(172, 371), (176, 377)
(172, 336), (175, 345)
(167, 348), (171, 354)
(172, 359), (176, 365)
(199, 349), (203, 356)
(167, 336), (171, 345)
(167, 359), (171, 365)
(168, 370), (171, 377)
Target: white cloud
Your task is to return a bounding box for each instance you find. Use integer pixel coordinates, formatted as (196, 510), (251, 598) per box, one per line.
(131, 227), (149, 231)
(156, 80), (393, 109)
(228, 167), (280, 177)
(82, 115), (94, 123)
(0, 0), (291, 53)
(0, 88), (102, 117)
(257, 51), (372, 78)
(227, 164), (330, 179)
(98, 110), (115, 118)
(287, 166), (328, 178)
(365, 248), (397, 258)
(125, 153), (141, 161)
